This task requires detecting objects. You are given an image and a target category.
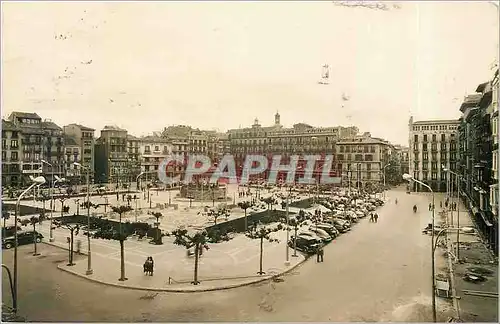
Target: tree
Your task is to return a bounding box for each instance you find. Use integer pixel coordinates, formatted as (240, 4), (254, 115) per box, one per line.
(58, 191), (73, 217)
(20, 215), (44, 256)
(237, 201), (253, 231)
(168, 228), (230, 285)
(151, 212), (163, 245)
(92, 205), (133, 281)
(53, 220), (80, 265)
(245, 223), (283, 275)
(37, 193), (51, 217)
(207, 207), (229, 225)
(262, 197), (277, 219)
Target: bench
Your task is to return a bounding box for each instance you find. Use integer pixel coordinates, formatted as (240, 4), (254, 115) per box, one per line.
(436, 279), (450, 298)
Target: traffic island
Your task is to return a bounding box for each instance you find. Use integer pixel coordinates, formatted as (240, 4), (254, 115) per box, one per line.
(56, 253), (306, 292)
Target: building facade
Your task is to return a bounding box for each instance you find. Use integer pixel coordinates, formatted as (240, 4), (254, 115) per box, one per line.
(227, 113), (359, 180)
(336, 133), (393, 189)
(126, 135), (142, 186)
(94, 125), (128, 186)
(408, 117), (460, 192)
(139, 136), (172, 184)
(1, 112), (65, 187)
(489, 70), (499, 227)
(63, 136), (81, 183)
(458, 71), (498, 255)
(63, 123), (95, 183)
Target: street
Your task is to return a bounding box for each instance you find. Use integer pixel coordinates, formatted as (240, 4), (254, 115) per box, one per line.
(2, 189), (456, 322)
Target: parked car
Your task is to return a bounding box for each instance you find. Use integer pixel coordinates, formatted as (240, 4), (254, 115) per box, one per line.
(299, 230), (330, 243)
(307, 227), (333, 242)
(288, 235), (321, 254)
(2, 225), (22, 238)
(2, 231), (43, 249)
(316, 223), (339, 237)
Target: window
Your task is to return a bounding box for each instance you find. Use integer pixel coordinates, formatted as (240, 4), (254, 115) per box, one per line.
(423, 143), (427, 151)
(337, 154), (344, 161)
(422, 162), (428, 171)
(441, 173), (447, 180)
(11, 140), (18, 148)
(441, 143), (447, 150)
(365, 154), (373, 161)
(432, 134), (436, 142)
(370, 146), (375, 153)
(339, 146), (344, 153)
(366, 172), (371, 180)
(355, 154), (363, 161)
(423, 172), (428, 180)
(441, 134), (446, 141)
(345, 146), (350, 153)
(431, 162), (437, 170)
(1, 151), (6, 160)
(414, 134), (419, 142)
(441, 152), (447, 160)
(11, 152), (18, 160)
(431, 153), (437, 160)
(155, 146), (160, 151)
(432, 172), (437, 180)
(423, 152), (428, 160)
(366, 164), (371, 171)
(423, 134), (428, 142)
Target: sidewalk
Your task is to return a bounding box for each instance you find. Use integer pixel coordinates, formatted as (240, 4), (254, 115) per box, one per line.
(442, 199), (498, 322)
(49, 230), (306, 292)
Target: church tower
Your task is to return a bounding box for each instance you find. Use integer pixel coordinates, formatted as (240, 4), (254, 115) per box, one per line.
(275, 111), (281, 126)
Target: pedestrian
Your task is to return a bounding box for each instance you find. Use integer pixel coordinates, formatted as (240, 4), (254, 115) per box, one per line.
(316, 244), (324, 263)
(428, 203), (432, 211)
(76, 239), (82, 254)
(370, 213), (374, 222)
(440, 201), (443, 208)
(374, 213), (379, 223)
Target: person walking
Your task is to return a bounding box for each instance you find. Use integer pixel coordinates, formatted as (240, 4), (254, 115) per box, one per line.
(316, 244), (324, 263)
(370, 213), (374, 222)
(428, 203), (432, 211)
(374, 213), (379, 223)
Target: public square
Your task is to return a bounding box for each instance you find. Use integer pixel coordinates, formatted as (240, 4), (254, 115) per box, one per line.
(2, 189), (464, 322)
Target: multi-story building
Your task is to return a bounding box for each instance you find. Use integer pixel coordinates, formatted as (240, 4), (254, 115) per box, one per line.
(489, 70), (499, 225)
(408, 117), (460, 192)
(126, 135), (142, 185)
(391, 144), (409, 184)
(1, 112), (64, 187)
(227, 113), (359, 172)
(336, 132), (393, 189)
(63, 136), (81, 183)
(139, 136), (172, 184)
(458, 71), (497, 255)
(63, 123), (95, 183)
(94, 125), (128, 186)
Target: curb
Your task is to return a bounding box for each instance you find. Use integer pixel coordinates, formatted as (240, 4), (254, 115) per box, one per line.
(56, 255), (307, 293)
(42, 241), (88, 256)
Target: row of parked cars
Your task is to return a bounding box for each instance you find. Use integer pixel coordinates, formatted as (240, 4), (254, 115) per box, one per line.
(287, 194), (385, 254)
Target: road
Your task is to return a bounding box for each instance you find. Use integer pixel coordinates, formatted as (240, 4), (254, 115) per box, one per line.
(2, 189), (455, 322)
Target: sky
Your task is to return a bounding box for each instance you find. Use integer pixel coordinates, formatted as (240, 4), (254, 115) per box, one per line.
(1, 1), (499, 145)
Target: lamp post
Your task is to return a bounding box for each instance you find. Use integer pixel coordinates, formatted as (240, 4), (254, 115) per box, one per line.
(403, 173), (436, 322)
(14, 176), (46, 314)
(443, 165), (461, 260)
(383, 163), (391, 200)
(285, 187), (291, 266)
(74, 162), (93, 275)
(41, 160), (55, 242)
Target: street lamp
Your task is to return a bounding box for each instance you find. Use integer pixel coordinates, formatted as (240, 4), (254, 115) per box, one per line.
(74, 162), (93, 275)
(41, 160), (53, 240)
(442, 165), (461, 260)
(383, 163), (391, 200)
(402, 173), (437, 322)
(14, 176), (46, 314)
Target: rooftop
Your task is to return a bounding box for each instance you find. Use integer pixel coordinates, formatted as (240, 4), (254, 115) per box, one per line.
(65, 123), (95, 131)
(412, 118), (460, 125)
(2, 119), (18, 131)
(459, 94), (483, 112)
(8, 112), (41, 121)
(102, 125), (127, 132)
